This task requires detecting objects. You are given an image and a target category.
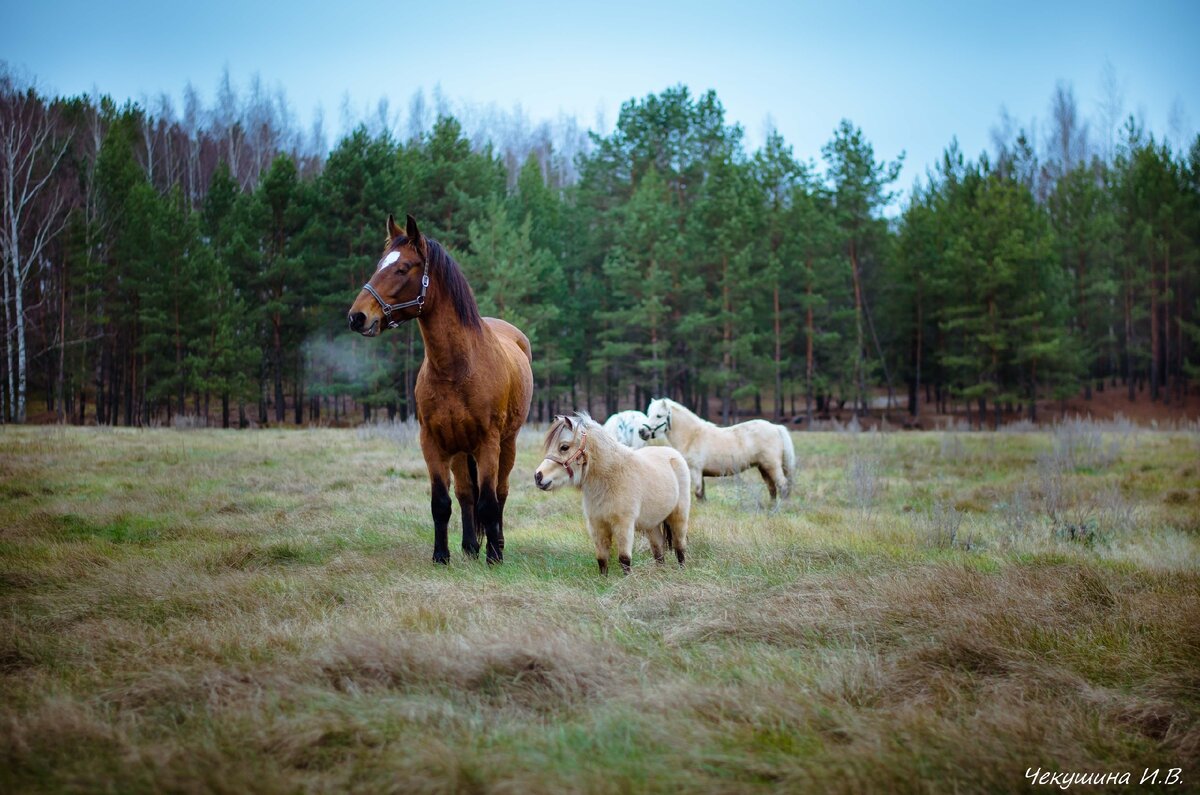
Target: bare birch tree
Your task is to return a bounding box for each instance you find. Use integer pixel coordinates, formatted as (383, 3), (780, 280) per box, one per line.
(0, 68), (73, 422)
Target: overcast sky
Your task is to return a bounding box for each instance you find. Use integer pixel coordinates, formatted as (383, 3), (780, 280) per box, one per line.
(3, 0), (1198, 198)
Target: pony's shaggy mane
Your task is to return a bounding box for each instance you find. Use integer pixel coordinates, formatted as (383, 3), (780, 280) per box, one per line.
(388, 235), (483, 331)
(543, 412), (595, 453)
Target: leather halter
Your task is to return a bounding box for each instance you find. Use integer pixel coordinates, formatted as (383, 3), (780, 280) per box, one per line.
(644, 409), (671, 438)
(544, 430), (588, 480)
(360, 255), (430, 329)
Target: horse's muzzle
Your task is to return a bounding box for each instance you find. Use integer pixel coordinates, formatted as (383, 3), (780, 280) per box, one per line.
(348, 312), (379, 336)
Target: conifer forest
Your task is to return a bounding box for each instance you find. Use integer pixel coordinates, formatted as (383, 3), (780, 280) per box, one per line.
(2, 69), (1198, 428)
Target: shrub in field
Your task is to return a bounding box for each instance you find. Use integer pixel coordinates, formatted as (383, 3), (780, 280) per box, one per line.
(171, 414), (207, 430)
(996, 486), (1037, 544)
(923, 500), (969, 549)
(846, 450), (881, 516)
(355, 418), (419, 448)
(1050, 417), (1123, 470)
(938, 434), (966, 464)
(1095, 482), (1139, 537)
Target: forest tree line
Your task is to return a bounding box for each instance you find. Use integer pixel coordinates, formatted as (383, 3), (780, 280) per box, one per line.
(2, 67), (1198, 429)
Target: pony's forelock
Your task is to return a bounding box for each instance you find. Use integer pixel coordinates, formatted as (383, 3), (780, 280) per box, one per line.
(542, 412), (595, 453)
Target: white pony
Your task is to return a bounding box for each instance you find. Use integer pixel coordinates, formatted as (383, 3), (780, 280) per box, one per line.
(534, 413), (690, 575)
(640, 398), (796, 502)
(601, 409), (650, 449)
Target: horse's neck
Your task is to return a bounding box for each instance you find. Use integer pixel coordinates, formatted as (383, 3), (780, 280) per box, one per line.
(581, 433), (625, 487)
(667, 402), (705, 445)
(418, 304), (479, 377)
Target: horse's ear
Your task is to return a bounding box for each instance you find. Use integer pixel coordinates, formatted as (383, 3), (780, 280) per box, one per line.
(387, 214), (402, 240)
(405, 214), (422, 242)
(562, 415), (573, 430)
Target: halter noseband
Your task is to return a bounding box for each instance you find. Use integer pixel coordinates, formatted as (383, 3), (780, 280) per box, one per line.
(360, 260), (430, 329)
(644, 409), (671, 438)
(544, 429), (588, 480)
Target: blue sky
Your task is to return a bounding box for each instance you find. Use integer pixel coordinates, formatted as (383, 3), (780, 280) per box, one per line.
(3, 0), (1198, 198)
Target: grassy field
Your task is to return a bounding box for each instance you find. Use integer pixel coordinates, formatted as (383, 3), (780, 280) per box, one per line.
(1, 421), (1197, 793)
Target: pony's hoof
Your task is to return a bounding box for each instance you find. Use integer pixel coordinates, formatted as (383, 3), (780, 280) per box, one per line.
(462, 547), (480, 560)
(432, 551), (451, 565)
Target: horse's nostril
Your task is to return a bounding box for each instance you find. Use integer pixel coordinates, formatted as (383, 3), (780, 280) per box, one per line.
(349, 312), (366, 332)
(534, 471), (543, 485)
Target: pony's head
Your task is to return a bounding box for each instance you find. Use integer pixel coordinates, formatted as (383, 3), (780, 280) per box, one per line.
(348, 214), (430, 336)
(535, 413), (593, 490)
(640, 399), (672, 440)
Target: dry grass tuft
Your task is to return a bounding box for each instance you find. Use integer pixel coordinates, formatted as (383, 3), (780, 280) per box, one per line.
(1, 425), (1196, 792)
(317, 627), (626, 711)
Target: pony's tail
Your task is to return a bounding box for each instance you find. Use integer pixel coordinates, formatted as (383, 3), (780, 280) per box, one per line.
(778, 425), (796, 499)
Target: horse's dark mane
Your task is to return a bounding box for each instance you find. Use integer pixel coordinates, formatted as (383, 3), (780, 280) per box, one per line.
(390, 235), (483, 331)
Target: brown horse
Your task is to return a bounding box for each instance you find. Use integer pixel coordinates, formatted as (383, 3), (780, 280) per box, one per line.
(348, 214), (533, 564)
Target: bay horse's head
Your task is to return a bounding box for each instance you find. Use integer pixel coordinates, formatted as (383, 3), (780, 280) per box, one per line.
(535, 414), (590, 490)
(348, 214), (430, 336)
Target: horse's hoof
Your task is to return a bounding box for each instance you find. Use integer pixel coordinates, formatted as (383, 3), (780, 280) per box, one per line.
(462, 546), (480, 560)
(432, 551), (450, 565)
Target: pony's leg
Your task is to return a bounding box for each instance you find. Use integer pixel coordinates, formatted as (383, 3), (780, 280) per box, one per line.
(495, 433), (518, 553)
(473, 436), (504, 565)
(617, 524), (635, 574)
(592, 521), (612, 575)
(693, 469), (706, 500)
(666, 505), (688, 568)
(420, 429), (453, 565)
(450, 454), (480, 558)
(648, 525), (666, 564)
(757, 465), (779, 503)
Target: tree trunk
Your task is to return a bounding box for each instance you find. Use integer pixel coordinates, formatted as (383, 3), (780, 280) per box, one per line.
(850, 240), (865, 417)
(11, 254), (27, 423)
(773, 283), (782, 420)
(805, 261), (815, 428)
(273, 314), (285, 423)
(1149, 254), (1159, 402)
(1125, 280), (1135, 402)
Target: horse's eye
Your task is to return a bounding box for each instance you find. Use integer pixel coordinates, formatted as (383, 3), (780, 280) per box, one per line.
(559, 444), (569, 452)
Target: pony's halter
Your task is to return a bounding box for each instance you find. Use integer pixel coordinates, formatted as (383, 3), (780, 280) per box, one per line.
(360, 263), (429, 329)
(544, 430), (588, 479)
(645, 411), (671, 438)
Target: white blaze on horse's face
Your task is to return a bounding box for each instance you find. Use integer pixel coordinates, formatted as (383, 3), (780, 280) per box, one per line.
(378, 250), (401, 271)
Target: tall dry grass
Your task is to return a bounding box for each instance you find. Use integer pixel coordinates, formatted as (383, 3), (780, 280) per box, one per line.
(0, 421), (1197, 793)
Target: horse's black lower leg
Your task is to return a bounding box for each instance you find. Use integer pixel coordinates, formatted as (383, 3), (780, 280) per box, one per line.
(597, 558), (608, 576)
(460, 456), (480, 556)
(477, 488), (502, 565)
(457, 498), (478, 558)
(662, 521), (674, 551)
(619, 554), (632, 575)
(496, 491), (508, 552)
(431, 480), (452, 565)
(675, 547), (686, 567)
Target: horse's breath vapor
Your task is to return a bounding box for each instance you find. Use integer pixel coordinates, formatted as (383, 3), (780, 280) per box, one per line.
(304, 335), (377, 385)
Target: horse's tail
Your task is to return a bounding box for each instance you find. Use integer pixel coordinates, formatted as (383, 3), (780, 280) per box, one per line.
(778, 424), (796, 498)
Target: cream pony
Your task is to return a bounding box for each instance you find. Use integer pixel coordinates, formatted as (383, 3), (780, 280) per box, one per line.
(535, 413), (690, 575)
(641, 398), (795, 502)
